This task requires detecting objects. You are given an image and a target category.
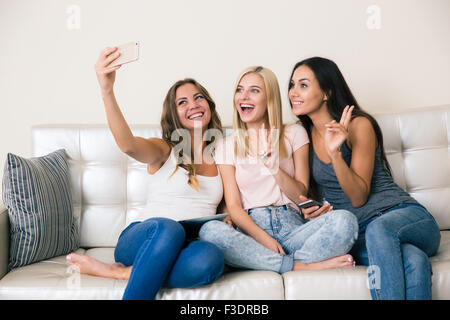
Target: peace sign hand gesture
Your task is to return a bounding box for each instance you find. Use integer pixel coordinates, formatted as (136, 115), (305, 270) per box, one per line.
(324, 105), (354, 159)
(258, 123), (279, 174)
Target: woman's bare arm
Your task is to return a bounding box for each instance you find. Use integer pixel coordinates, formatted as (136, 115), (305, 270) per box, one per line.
(95, 47), (170, 165)
(329, 116), (377, 207)
(218, 164), (285, 254)
(271, 144), (309, 203)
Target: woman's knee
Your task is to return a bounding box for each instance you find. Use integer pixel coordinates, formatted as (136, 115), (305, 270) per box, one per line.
(189, 241), (225, 275)
(328, 210), (359, 243)
(365, 216), (392, 244)
(402, 243), (432, 276)
(199, 220), (228, 242)
(146, 217), (186, 243)
(114, 217), (185, 264)
(167, 240), (225, 288)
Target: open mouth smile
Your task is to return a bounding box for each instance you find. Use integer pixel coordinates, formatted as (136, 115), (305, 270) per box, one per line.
(187, 112), (204, 120)
(240, 104), (255, 114)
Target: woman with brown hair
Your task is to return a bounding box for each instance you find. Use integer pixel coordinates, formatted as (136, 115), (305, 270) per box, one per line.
(66, 46), (225, 300)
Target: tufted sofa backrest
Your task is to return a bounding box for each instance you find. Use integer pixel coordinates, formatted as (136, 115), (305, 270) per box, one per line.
(32, 126), (161, 247)
(372, 105), (449, 230)
(31, 105), (450, 248)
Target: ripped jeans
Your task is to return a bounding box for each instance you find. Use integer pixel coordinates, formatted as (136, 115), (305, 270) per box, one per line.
(199, 205), (358, 274)
(349, 203), (441, 300)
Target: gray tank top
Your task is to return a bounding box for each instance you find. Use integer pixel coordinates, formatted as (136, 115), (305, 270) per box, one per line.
(310, 130), (418, 225)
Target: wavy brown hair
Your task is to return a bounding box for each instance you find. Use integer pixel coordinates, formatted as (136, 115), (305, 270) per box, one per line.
(160, 78), (223, 190)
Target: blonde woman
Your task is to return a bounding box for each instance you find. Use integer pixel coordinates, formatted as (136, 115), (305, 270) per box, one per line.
(199, 66), (358, 273)
(66, 46), (225, 300)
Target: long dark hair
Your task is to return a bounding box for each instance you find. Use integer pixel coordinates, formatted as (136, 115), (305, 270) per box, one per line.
(289, 57), (391, 199)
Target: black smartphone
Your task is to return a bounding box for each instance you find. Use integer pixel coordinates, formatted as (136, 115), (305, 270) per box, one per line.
(297, 199), (323, 209)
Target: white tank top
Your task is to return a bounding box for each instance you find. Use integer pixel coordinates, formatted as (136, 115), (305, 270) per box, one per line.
(136, 149), (223, 222)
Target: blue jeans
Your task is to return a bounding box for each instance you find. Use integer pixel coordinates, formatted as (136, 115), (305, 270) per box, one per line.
(114, 217), (224, 300)
(349, 203), (441, 300)
(199, 205), (359, 274)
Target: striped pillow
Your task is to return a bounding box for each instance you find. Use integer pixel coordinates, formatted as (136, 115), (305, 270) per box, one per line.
(2, 149), (79, 270)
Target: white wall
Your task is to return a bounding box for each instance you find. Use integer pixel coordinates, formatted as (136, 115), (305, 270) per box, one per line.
(1, 0), (449, 194)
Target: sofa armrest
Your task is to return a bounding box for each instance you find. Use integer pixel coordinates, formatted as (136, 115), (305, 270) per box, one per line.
(0, 201), (9, 280)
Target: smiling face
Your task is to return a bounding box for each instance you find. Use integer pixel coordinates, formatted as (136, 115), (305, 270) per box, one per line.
(289, 65), (328, 117)
(175, 83), (212, 131)
(234, 72), (268, 126)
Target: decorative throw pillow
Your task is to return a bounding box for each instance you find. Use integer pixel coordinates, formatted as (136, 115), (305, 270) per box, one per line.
(2, 149), (79, 270)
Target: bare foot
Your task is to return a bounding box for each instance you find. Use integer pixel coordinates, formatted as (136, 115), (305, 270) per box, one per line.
(293, 254), (355, 271)
(66, 253), (132, 280)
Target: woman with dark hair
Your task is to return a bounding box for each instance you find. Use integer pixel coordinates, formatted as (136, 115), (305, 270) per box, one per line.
(66, 46), (225, 300)
(288, 57), (441, 300)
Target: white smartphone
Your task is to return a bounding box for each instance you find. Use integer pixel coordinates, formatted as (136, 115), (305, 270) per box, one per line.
(108, 41), (139, 67)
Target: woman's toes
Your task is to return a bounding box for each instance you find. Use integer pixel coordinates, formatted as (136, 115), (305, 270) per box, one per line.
(66, 253), (83, 265)
(342, 254), (355, 268)
(66, 253), (76, 264)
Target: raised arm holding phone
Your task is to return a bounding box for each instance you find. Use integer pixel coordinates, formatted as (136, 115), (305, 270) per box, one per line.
(66, 44), (227, 300)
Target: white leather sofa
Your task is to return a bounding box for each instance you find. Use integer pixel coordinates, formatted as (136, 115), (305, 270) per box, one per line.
(0, 104), (449, 300)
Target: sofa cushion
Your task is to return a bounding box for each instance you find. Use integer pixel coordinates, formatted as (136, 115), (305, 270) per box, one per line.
(282, 230), (450, 300)
(1, 232), (449, 299)
(1, 149), (79, 270)
(0, 247), (285, 300)
(373, 106), (450, 229)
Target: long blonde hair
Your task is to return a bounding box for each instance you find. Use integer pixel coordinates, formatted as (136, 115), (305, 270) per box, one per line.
(232, 66), (287, 158)
(161, 78), (222, 191)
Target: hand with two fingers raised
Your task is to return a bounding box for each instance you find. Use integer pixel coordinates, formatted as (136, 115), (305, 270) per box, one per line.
(258, 122), (279, 173)
(324, 105), (355, 160)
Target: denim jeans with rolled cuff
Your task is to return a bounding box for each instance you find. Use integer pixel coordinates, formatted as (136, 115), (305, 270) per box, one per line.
(199, 205), (359, 274)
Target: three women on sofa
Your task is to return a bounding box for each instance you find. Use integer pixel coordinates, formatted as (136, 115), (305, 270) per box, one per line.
(69, 47), (356, 300)
(68, 46), (440, 300)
